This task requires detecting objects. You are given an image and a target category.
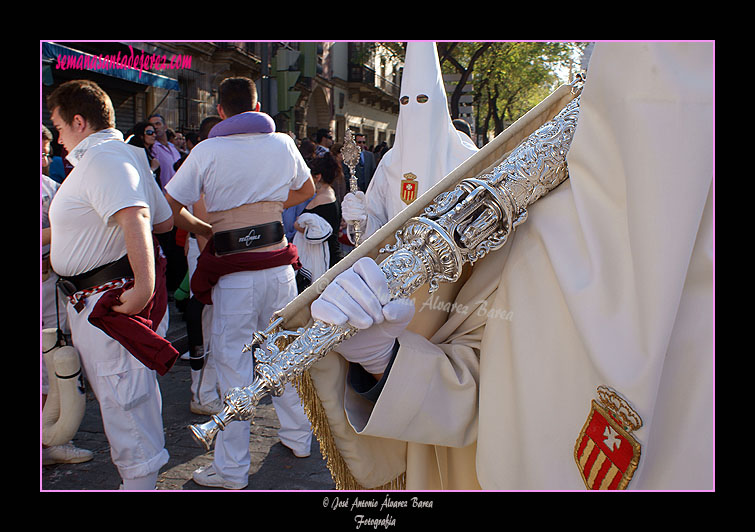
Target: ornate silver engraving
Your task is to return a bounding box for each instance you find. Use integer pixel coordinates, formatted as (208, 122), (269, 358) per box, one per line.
(342, 129), (364, 246)
(189, 96), (581, 450)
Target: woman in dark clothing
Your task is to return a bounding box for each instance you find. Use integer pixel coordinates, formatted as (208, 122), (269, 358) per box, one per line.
(295, 153), (344, 268)
(128, 121), (161, 187)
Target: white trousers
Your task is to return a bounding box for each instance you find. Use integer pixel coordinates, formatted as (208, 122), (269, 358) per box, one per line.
(190, 305), (221, 404)
(42, 272), (69, 395)
(187, 238), (220, 405)
(66, 291), (169, 483)
(210, 265), (313, 484)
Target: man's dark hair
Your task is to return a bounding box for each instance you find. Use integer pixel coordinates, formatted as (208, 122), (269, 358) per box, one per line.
(299, 138), (315, 160)
(316, 128), (331, 143)
(148, 113), (166, 125)
(46, 79), (116, 131)
(218, 77), (258, 117)
(185, 132), (200, 146)
(452, 118), (472, 138)
(198, 115), (223, 141)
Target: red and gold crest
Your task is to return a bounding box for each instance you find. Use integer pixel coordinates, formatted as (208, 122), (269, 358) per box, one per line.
(400, 173), (418, 205)
(574, 386), (643, 490)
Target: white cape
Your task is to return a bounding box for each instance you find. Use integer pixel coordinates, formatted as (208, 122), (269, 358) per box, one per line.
(293, 212), (333, 284)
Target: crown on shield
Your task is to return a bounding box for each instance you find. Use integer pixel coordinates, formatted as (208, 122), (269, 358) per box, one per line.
(596, 385), (643, 433)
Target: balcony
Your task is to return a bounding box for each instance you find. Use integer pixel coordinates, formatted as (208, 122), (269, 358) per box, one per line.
(347, 63), (399, 112)
(211, 42), (261, 73)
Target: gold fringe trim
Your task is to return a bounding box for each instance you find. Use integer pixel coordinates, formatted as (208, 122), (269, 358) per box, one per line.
(293, 370), (406, 491)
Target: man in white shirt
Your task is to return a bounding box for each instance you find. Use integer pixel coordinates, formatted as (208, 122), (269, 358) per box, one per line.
(165, 77), (316, 489)
(47, 79), (174, 490)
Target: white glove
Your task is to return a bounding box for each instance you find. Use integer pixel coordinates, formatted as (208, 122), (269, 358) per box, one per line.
(341, 191), (367, 224)
(311, 257), (414, 374)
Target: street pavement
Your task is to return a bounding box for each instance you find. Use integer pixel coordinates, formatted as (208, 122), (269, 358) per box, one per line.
(41, 297), (336, 492)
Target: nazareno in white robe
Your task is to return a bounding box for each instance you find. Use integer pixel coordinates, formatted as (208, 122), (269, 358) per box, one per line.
(292, 42), (713, 490)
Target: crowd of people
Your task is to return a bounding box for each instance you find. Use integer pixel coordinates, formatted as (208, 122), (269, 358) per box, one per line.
(40, 75), (388, 490)
(39, 42), (490, 491)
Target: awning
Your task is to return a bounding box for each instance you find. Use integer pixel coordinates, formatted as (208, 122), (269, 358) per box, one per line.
(42, 42), (180, 91)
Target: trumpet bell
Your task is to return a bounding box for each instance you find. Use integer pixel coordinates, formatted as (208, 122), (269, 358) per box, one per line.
(188, 419), (218, 452)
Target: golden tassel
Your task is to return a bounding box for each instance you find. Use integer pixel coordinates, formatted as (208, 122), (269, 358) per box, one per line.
(293, 370), (406, 491)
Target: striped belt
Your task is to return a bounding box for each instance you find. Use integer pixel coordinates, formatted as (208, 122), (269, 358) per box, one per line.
(63, 277), (131, 313)
(57, 255), (134, 313)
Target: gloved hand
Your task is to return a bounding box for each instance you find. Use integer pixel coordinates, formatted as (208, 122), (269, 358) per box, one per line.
(311, 257), (414, 375)
(341, 191), (367, 224)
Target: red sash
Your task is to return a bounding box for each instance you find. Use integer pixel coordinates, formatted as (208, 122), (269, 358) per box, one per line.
(87, 238), (179, 376)
(190, 237), (301, 305)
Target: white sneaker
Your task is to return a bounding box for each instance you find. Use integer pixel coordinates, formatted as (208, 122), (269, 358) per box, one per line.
(43, 442), (94, 465)
(281, 442), (311, 458)
(190, 399), (223, 415)
(192, 464), (247, 490)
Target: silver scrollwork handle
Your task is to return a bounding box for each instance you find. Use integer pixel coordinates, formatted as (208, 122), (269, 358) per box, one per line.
(342, 129), (363, 246)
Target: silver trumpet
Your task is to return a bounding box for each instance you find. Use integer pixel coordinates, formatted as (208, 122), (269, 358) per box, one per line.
(188, 95), (582, 451)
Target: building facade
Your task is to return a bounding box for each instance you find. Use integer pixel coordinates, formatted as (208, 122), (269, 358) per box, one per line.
(42, 41), (403, 150)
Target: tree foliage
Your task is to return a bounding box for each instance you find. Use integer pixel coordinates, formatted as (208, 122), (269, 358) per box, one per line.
(369, 41), (587, 145)
(439, 42), (586, 143)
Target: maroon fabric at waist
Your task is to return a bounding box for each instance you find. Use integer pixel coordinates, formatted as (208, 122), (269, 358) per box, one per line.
(190, 237), (302, 305)
(87, 237), (179, 376)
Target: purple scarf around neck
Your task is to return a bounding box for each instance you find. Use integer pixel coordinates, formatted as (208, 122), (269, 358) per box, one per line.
(208, 111), (275, 138)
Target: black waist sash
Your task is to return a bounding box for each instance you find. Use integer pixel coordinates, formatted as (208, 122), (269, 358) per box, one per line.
(57, 254), (134, 296)
(212, 221), (285, 256)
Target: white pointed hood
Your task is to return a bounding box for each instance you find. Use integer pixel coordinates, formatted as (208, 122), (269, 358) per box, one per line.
(365, 42), (478, 235)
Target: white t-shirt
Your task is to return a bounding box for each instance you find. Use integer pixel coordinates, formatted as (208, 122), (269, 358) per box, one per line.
(49, 130), (172, 277)
(165, 132), (311, 212)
